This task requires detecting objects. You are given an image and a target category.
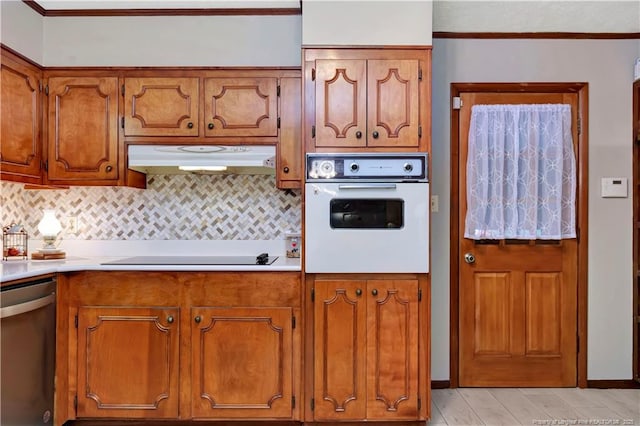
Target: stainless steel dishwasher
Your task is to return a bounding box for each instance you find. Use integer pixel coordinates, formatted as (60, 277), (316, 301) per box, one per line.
(1, 276), (56, 425)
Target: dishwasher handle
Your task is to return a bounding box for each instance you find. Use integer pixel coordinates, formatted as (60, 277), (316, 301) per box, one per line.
(0, 293), (55, 319)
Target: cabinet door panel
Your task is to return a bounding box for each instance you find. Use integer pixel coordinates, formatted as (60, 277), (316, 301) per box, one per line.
(1, 55), (42, 182)
(366, 280), (419, 419)
(191, 307), (293, 419)
(277, 77), (302, 188)
(124, 77), (199, 137)
(313, 280), (367, 420)
(76, 307), (179, 419)
(47, 77), (119, 181)
(204, 78), (278, 137)
(315, 60), (367, 148)
(367, 60), (419, 147)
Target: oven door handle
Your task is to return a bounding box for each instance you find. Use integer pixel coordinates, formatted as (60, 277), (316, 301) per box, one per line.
(338, 183), (397, 190)
(0, 293), (55, 319)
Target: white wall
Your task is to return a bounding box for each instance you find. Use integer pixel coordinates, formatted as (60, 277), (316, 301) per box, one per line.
(43, 15), (301, 66)
(433, 1), (640, 33)
(302, 0), (432, 45)
(431, 38), (637, 380)
(0, 0), (44, 64)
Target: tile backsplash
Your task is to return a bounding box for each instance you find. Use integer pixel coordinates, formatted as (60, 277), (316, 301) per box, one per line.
(1, 175), (301, 240)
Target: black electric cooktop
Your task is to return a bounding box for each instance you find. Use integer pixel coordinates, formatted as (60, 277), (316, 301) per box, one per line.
(102, 253), (277, 266)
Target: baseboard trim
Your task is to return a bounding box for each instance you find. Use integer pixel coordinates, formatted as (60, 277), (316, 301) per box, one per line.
(587, 379), (640, 389)
(431, 380), (451, 389)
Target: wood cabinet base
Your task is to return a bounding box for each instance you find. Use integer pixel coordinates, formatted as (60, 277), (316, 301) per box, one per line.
(55, 271), (301, 425)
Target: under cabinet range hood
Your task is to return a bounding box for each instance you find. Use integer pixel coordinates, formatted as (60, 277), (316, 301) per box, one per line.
(127, 145), (276, 175)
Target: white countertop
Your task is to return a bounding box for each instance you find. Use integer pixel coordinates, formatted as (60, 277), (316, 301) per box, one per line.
(1, 240), (301, 283)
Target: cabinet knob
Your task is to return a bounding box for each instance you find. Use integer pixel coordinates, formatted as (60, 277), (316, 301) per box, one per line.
(187, 122), (194, 129)
(355, 130), (362, 139)
(283, 167), (289, 174)
(106, 165), (113, 172)
(355, 288), (362, 296)
(167, 315), (174, 324)
(372, 289), (378, 296)
(208, 123), (214, 130)
(194, 315), (201, 323)
(372, 131), (379, 139)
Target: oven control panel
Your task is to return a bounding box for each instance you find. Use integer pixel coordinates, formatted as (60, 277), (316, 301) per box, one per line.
(306, 153), (428, 182)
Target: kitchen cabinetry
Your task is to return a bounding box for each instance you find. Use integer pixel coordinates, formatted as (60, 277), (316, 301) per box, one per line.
(1, 49), (43, 184)
(124, 77), (199, 137)
(311, 277), (426, 421)
(122, 70), (301, 189)
(76, 306), (180, 419)
(191, 307), (293, 419)
(55, 271), (300, 425)
(304, 48), (431, 153)
(45, 75), (121, 184)
(204, 77), (278, 138)
(277, 77), (302, 188)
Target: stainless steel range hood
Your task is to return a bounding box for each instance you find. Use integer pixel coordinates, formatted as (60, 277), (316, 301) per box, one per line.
(128, 145), (276, 175)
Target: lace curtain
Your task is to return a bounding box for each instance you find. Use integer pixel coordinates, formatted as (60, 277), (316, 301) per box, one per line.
(464, 104), (576, 240)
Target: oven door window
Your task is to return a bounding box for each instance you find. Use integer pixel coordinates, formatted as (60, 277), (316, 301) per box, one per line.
(329, 199), (404, 229)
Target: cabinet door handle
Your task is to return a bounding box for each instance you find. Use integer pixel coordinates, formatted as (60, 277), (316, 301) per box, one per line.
(167, 315), (174, 324)
(355, 130), (362, 139)
(372, 131), (379, 139)
(194, 315), (201, 323)
(371, 289), (378, 296)
(208, 123), (214, 130)
(106, 165), (113, 172)
(283, 167), (289, 174)
(187, 122), (194, 129)
(355, 288), (362, 296)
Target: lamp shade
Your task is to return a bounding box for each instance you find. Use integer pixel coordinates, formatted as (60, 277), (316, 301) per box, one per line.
(37, 209), (62, 237)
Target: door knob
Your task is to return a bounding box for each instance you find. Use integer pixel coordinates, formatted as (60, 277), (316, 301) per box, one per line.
(464, 253), (476, 264)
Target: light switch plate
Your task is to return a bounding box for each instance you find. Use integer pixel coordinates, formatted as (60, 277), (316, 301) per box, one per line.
(431, 195), (439, 213)
(601, 177), (628, 198)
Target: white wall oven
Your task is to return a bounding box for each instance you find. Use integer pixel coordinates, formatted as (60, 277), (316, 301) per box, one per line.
(305, 153), (429, 273)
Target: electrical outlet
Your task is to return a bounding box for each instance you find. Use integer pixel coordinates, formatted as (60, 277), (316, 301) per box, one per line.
(67, 216), (79, 234)
(431, 195), (439, 213)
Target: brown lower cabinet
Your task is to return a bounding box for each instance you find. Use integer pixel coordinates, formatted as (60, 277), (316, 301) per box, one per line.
(57, 271), (429, 425)
(76, 306), (180, 419)
(191, 307), (293, 419)
(56, 271), (300, 425)
(308, 275), (430, 422)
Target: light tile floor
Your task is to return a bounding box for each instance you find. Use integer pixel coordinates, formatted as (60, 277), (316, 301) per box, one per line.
(430, 388), (640, 425)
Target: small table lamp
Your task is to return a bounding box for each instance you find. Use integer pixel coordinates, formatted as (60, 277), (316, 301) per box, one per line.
(34, 209), (65, 259)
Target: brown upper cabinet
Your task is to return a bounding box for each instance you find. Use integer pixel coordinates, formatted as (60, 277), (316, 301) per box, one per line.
(1, 49), (43, 184)
(124, 77), (200, 137)
(45, 75), (121, 184)
(277, 77), (302, 188)
(122, 71), (294, 145)
(204, 77), (278, 138)
(122, 70), (301, 189)
(304, 48), (431, 153)
(0, 46), (301, 189)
